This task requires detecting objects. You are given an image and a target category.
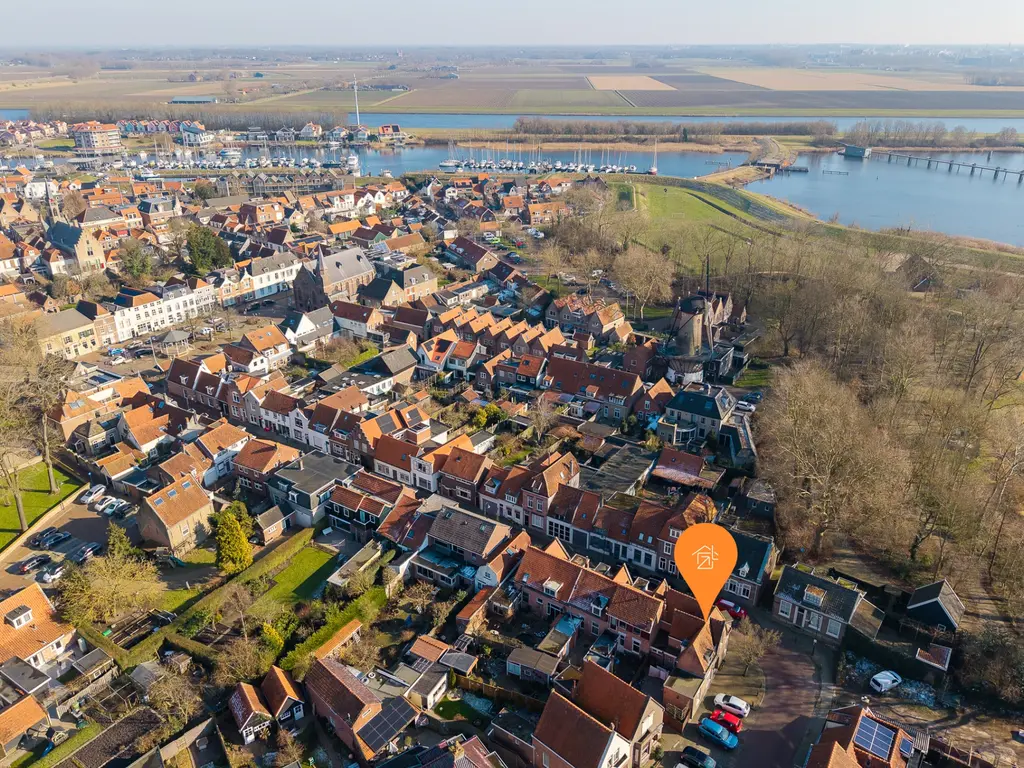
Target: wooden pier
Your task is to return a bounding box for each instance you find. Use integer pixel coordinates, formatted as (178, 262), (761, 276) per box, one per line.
(872, 150), (1024, 182)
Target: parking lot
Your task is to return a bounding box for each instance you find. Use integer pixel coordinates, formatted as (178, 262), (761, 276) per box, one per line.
(0, 485), (141, 595)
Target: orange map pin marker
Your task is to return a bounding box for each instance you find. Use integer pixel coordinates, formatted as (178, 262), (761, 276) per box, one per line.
(674, 523), (738, 621)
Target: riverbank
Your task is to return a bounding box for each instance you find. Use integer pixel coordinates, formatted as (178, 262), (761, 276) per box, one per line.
(449, 138), (754, 154)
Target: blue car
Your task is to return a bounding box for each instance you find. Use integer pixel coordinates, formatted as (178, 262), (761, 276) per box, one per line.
(698, 717), (739, 751)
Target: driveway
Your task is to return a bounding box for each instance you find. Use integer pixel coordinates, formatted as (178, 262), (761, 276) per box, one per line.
(661, 623), (827, 768)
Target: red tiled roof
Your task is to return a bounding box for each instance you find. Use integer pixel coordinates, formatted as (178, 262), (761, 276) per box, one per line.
(534, 692), (613, 768)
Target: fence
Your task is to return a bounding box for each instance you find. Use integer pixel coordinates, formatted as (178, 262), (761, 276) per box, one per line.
(453, 674), (546, 713)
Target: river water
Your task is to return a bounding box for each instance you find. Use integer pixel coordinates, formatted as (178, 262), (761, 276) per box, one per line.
(751, 150), (1024, 246)
(5, 105), (1023, 245)
(6, 107), (1024, 134)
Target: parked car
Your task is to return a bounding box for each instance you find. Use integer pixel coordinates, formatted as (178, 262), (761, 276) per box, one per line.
(108, 356), (128, 367)
(677, 746), (716, 768)
(39, 531), (71, 549)
(71, 543), (102, 564)
(105, 499), (130, 517)
(41, 562), (66, 584)
(513, 237), (526, 247)
(80, 485), (106, 505)
(709, 709), (743, 734)
(96, 497), (121, 515)
(261, 299), (275, 307)
(741, 391), (764, 403)
(113, 503), (138, 520)
(18, 554), (52, 574)
(108, 348), (126, 357)
(713, 694), (751, 718)
(29, 527), (58, 547)
(698, 717), (739, 750)
(735, 401), (756, 414)
(714, 599), (748, 621)
(197, 327), (214, 337)
(870, 670), (903, 693)
(91, 495), (117, 511)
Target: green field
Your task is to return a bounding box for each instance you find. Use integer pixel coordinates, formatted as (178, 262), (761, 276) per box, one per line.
(258, 547), (336, 606)
(0, 464), (81, 551)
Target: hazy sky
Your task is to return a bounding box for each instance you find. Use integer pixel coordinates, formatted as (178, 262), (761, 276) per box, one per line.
(7, 0), (1024, 47)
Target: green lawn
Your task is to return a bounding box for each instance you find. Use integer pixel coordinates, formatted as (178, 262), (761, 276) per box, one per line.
(259, 547), (336, 606)
(158, 587), (203, 615)
(735, 362), (774, 388)
(434, 697), (481, 722)
(0, 464), (81, 551)
(182, 546), (216, 566)
(38, 138), (75, 150)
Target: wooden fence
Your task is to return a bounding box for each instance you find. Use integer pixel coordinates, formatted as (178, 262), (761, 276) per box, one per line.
(453, 674), (546, 713)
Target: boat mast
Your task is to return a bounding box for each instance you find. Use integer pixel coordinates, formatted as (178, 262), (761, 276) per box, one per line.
(353, 75), (361, 128)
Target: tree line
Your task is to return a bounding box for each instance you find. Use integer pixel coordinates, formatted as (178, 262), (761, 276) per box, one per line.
(511, 117), (837, 138)
(843, 119), (1020, 148)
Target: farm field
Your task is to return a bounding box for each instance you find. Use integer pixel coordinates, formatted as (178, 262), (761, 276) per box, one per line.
(4, 59), (1024, 117)
(695, 66), (1024, 92)
(587, 75), (675, 91)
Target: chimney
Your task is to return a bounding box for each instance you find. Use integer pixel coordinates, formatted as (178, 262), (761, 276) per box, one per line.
(297, 458), (304, 470)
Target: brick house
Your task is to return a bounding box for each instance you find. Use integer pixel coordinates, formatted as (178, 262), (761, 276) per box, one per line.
(437, 446), (492, 507)
(233, 437), (301, 497)
(136, 475), (214, 555)
(513, 544), (663, 655)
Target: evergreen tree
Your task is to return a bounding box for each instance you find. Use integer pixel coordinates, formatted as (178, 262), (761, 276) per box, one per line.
(216, 513), (252, 574)
(107, 523), (140, 560)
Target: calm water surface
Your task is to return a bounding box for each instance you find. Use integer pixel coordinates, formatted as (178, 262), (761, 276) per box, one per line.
(752, 150), (1024, 246)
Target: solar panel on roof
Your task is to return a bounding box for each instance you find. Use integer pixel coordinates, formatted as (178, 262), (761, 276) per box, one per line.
(854, 718), (896, 760)
(358, 697), (416, 753)
(899, 737), (913, 757)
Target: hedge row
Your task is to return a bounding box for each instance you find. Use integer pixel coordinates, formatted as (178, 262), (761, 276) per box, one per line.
(279, 586), (387, 673)
(116, 528), (317, 669)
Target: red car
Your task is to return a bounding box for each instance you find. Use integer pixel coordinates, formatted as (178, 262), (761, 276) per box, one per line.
(710, 708), (743, 734)
(714, 599), (748, 621)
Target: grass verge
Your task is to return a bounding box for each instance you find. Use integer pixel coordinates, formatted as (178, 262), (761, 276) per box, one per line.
(0, 464), (81, 551)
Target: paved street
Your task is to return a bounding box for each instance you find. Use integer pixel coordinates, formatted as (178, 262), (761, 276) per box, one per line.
(661, 620), (829, 768)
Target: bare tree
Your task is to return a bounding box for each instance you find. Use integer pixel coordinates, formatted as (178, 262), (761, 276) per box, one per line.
(342, 629), (384, 672)
(61, 190), (86, 220)
(528, 397), (560, 444)
(612, 245), (674, 320)
(730, 618), (782, 675)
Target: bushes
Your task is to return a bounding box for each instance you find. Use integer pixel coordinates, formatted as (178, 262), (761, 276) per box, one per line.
(110, 529), (316, 670)
(279, 587), (388, 675)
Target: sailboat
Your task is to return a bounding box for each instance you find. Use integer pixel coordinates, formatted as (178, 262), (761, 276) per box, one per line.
(647, 138), (659, 176)
(439, 138), (459, 171)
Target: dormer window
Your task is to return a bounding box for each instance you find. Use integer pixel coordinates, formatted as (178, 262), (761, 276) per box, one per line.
(5, 605), (32, 628)
(738, 562), (750, 578)
(804, 585), (825, 608)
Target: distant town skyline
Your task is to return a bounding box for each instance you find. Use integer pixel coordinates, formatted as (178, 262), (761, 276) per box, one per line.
(6, 0), (1023, 48)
